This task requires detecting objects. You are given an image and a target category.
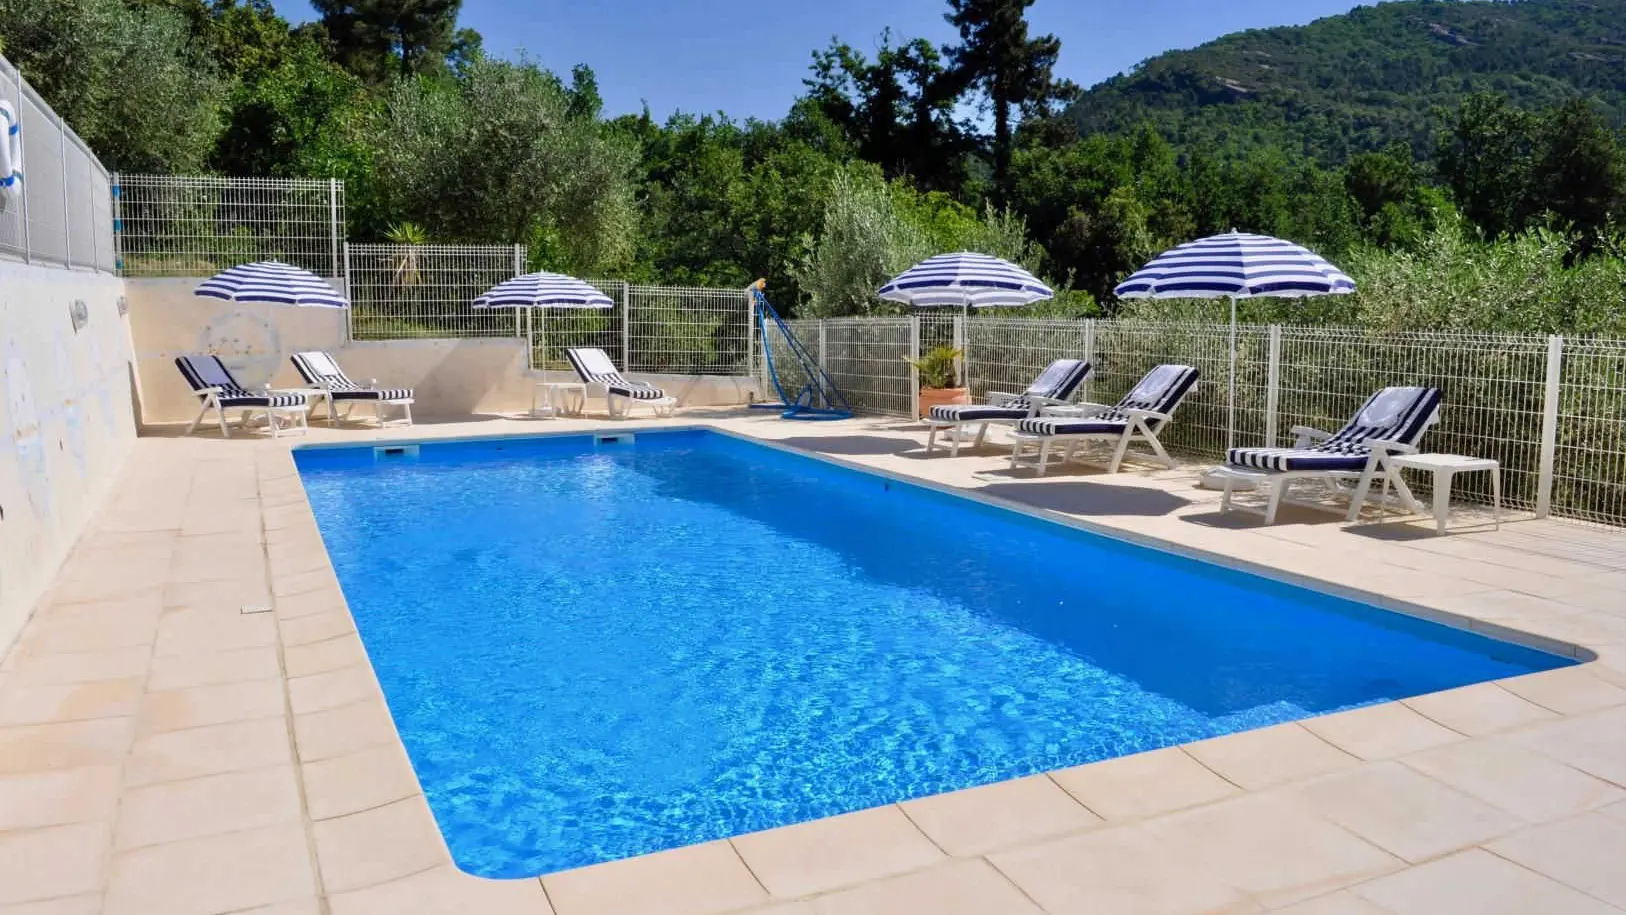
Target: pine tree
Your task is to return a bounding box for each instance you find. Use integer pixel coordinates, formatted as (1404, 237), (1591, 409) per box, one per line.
(940, 0), (1071, 198)
(311, 0), (462, 83)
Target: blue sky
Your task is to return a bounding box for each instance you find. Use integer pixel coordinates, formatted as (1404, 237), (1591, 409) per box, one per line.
(272, 0), (1374, 120)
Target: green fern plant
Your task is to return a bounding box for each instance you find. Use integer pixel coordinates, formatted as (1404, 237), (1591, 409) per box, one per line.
(904, 345), (962, 389)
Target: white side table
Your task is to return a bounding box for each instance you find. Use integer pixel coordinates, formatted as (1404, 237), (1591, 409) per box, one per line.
(531, 381), (587, 418)
(1385, 453), (1501, 534)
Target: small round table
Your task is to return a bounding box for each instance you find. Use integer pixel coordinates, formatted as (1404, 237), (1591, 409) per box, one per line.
(1385, 453), (1502, 534)
(531, 381), (586, 418)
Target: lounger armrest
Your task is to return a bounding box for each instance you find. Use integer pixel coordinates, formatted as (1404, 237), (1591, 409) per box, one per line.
(1290, 425), (1335, 448)
(1366, 438), (1419, 456)
(986, 390), (1023, 405)
(1043, 400), (1112, 418)
(1120, 408), (1172, 423)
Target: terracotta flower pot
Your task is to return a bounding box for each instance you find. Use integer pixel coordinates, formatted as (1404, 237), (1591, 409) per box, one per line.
(918, 386), (969, 418)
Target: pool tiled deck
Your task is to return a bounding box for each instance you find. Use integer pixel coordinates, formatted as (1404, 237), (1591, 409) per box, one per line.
(3, 411), (1625, 915)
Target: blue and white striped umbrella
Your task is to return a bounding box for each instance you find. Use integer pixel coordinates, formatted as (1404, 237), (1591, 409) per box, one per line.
(194, 260), (348, 308)
(879, 252), (1054, 308)
(1114, 232), (1355, 300)
(472, 272), (613, 309)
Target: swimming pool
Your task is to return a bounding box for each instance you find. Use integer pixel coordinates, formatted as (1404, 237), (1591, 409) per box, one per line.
(295, 429), (1571, 877)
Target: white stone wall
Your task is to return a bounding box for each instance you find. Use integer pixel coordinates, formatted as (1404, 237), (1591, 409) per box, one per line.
(0, 262), (135, 652)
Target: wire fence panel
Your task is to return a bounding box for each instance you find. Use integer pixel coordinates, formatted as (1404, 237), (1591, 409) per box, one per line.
(532, 280), (624, 371)
(0, 55), (114, 273)
(763, 319), (820, 407)
(1094, 321), (1250, 459)
(819, 318), (913, 416)
(114, 174), (343, 277)
(1554, 338), (1626, 525)
(347, 244), (523, 340)
(627, 284), (751, 375)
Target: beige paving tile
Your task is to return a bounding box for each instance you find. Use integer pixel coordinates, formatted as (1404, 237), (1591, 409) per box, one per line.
(302, 743), (421, 820)
(543, 840), (766, 915)
(285, 633), (369, 679)
(1353, 848), (1615, 915)
(275, 588), (349, 621)
(809, 858), (1044, 915)
(1499, 666), (1626, 715)
(1049, 747), (1239, 820)
(115, 764), (303, 849)
(136, 679), (285, 735)
(3, 646), (152, 687)
(1510, 706), (1626, 785)
(730, 806), (944, 898)
(0, 677), (145, 726)
(147, 645), (282, 691)
(989, 820), (1251, 915)
(288, 665), (379, 716)
(293, 697), (400, 762)
(1267, 891), (1394, 914)
(105, 823), (318, 915)
(1402, 737), (1625, 822)
(311, 795), (447, 893)
(1143, 793), (1402, 909)
(329, 865), (551, 915)
(162, 580), (270, 612)
(0, 822), (112, 906)
(1288, 761), (1524, 862)
(0, 894), (105, 915)
(280, 610), (357, 648)
(0, 765), (122, 830)
(125, 716), (293, 786)
(15, 610), (156, 656)
(1301, 703), (1464, 760)
(154, 607), (280, 657)
(898, 774), (1101, 856)
(227, 900), (325, 915)
(274, 569), (336, 598)
(1185, 724), (1360, 790)
(1488, 813), (1626, 908)
(0, 717), (135, 775)
(1402, 682), (1559, 736)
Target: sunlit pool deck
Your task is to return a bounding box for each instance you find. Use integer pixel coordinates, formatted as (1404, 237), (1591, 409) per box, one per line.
(3, 409), (1625, 915)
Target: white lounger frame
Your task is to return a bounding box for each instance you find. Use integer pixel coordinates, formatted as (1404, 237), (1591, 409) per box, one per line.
(1007, 402), (1179, 475)
(924, 390), (1077, 457)
(1216, 423), (1431, 525)
(186, 386), (309, 440)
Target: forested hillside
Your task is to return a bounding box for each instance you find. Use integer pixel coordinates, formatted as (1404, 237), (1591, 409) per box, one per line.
(1068, 0), (1626, 163)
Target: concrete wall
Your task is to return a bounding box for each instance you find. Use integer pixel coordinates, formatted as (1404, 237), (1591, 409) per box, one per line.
(127, 278), (761, 424)
(0, 262), (136, 652)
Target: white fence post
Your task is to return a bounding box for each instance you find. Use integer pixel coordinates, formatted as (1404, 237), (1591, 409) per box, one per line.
(1536, 334), (1564, 518)
(952, 314), (966, 393)
(621, 282), (632, 369)
(1082, 319), (1096, 403)
(743, 288), (755, 379)
(1265, 324), (1282, 447)
(10, 61), (29, 264)
(341, 242), (353, 342)
(909, 315), (921, 419)
(818, 320), (828, 375)
(57, 113), (71, 268)
(328, 179), (341, 279)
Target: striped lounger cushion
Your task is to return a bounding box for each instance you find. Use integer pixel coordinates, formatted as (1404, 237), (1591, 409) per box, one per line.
(565, 348), (669, 399)
(927, 359), (1091, 423)
(291, 352), (414, 402)
(175, 356), (305, 409)
(1226, 386), (1442, 472)
(1014, 364), (1200, 436)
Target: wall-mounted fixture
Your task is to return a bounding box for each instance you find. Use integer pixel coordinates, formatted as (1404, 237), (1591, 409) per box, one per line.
(69, 299), (90, 332)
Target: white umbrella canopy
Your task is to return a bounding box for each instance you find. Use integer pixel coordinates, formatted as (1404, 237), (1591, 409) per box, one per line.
(1115, 232), (1356, 451)
(879, 252), (1054, 309)
(194, 260), (349, 307)
(472, 272), (614, 309)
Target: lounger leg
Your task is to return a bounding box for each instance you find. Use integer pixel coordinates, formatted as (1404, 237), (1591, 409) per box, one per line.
(403, 403), (413, 427)
(1036, 440), (1051, 476)
(974, 423), (989, 448)
(187, 399), (210, 437)
(926, 425), (940, 454)
(216, 405), (230, 439)
(1345, 460), (1383, 523)
(1221, 478), (1235, 514)
(1266, 480), (1286, 524)
(1108, 429), (1135, 473)
(950, 426), (962, 457)
(1009, 439), (1023, 470)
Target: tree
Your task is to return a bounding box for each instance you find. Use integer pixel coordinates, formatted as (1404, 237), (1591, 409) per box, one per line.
(940, 0), (1074, 197)
(312, 0), (462, 82)
(370, 56), (638, 273)
(1531, 98), (1624, 252)
(0, 0), (228, 172)
(1435, 94), (1540, 239)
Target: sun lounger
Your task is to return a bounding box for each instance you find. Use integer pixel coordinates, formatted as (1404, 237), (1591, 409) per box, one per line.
(1007, 364), (1201, 475)
(175, 354), (309, 439)
(290, 351), (414, 427)
(924, 359), (1092, 456)
(564, 347), (677, 418)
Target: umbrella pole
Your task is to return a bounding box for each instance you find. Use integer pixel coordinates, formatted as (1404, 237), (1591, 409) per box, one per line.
(1227, 296), (1237, 453)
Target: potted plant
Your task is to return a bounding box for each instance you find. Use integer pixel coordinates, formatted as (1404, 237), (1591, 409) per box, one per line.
(906, 344), (968, 418)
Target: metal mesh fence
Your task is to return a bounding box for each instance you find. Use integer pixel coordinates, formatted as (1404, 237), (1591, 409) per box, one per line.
(531, 280), (624, 372)
(113, 174), (343, 277)
(627, 284), (751, 374)
(818, 318), (914, 416)
(347, 244), (524, 340)
(0, 55), (114, 272)
(1554, 338), (1626, 525)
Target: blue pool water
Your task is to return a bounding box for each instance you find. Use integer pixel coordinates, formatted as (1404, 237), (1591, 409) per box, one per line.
(295, 430), (1570, 877)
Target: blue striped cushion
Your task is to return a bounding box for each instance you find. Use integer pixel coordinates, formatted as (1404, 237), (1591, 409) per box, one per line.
(1013, 364), (1199, 437)
(330, 387), (414, 402)
(1227, 386), (1441, 473)
(566, 347), (668, 400)
(1015, 417), (1128, 436)
(928, 404), (1029, 422)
